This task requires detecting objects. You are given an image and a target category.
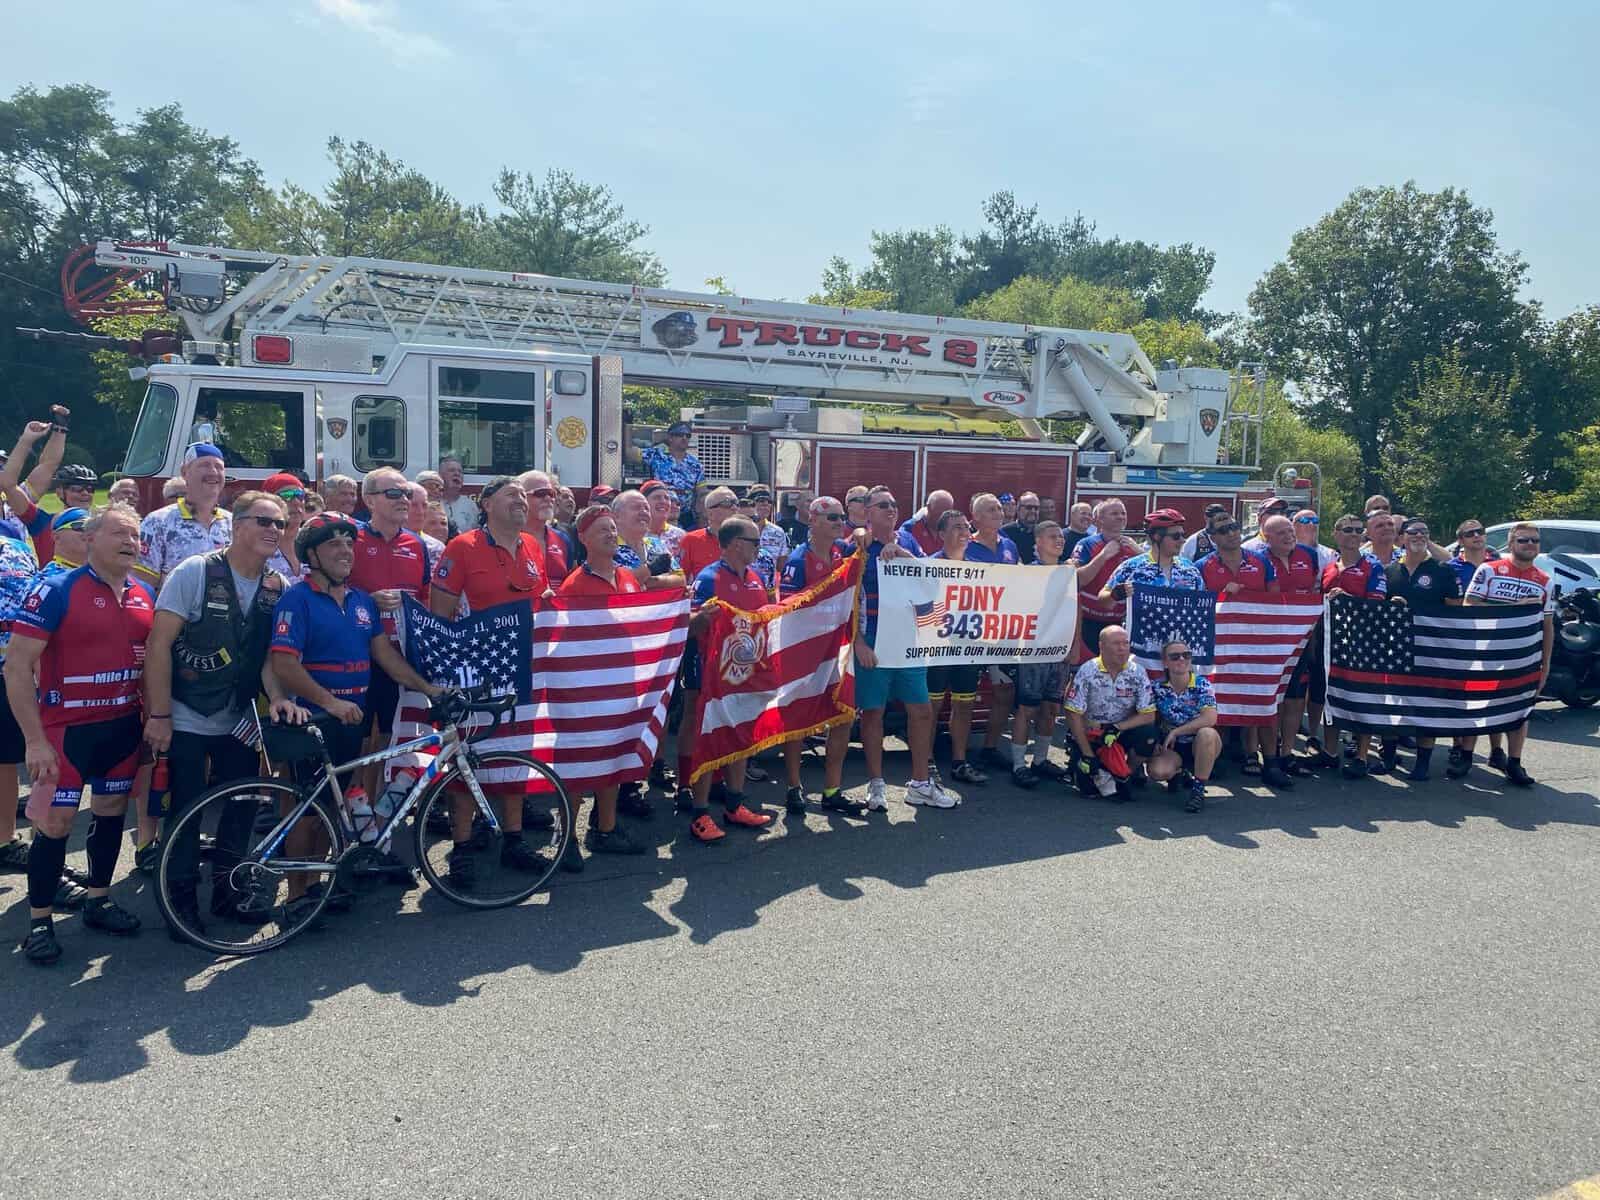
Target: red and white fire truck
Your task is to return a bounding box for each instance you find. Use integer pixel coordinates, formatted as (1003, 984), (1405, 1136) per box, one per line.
(31, 239), (1271, 520)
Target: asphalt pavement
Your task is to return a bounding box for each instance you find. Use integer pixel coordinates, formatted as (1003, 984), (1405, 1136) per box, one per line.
(2, 705), (1598, 1199)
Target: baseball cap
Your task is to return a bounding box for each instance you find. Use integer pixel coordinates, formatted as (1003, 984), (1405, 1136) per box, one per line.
(1258, 496), (1290, 513)
(183, 442), (224, 467)
(998, 492), (1016, 504)
(666, 420), (693, 436)
(744, 485), (772, 502)
(640, 479), (671, 497)
(576, 505), (612, 537)
(589, 484), (619, 504)
(51, 507), (90, 532)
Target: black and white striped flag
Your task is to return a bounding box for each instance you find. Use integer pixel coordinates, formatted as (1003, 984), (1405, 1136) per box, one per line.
(1325, 594), (1546, 735)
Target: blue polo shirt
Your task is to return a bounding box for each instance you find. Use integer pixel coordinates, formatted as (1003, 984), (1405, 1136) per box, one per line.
(269, 578), (382, 712)
(965, 535), (1019, 564)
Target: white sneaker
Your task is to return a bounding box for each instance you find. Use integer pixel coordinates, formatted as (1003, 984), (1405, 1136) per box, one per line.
(906, 779), (958, 809)
(1092, 768), (1118, 798)
(864, 778), (889, 812)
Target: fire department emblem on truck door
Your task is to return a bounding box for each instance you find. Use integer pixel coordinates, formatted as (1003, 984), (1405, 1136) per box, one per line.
(556, 416), (587, 449)
(651, 310), (699, 350)
(327, 418), (349, 439)
(1198, 408), (1220, 436)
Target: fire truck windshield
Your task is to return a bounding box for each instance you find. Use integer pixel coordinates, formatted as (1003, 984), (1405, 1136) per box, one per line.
(125, 381), (178, 475)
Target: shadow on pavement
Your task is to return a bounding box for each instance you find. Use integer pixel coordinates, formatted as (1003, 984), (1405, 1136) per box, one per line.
(3, 715), (1597, 1083)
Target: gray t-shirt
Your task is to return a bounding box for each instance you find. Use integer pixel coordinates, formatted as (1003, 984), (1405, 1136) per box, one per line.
(155, 555), (285, 736)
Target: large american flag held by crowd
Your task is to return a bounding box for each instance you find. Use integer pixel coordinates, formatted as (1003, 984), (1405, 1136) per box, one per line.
(1324, 594), (1546, 735)
(1128, 584), (1324, 725)
(391, 591), (691, 792)
(691, 555), (861, 783)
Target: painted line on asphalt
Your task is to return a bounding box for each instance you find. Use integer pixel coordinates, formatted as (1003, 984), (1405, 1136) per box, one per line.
(1540, 1173), (1600, 1199)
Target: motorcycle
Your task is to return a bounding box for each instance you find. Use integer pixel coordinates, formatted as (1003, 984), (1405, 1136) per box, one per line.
(1544, 570), (1600, 709)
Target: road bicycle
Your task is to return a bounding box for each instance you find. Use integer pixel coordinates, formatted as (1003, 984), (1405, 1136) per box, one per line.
(154, 690), (573, 956)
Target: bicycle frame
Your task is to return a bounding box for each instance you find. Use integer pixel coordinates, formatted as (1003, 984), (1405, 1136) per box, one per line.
(248, 719), (500, 874)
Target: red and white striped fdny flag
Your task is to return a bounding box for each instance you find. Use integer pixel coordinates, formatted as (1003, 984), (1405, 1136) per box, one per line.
(1130, 585), (1324, 726)
(689, 555), (862, 784)
(391, 591), (691, 792)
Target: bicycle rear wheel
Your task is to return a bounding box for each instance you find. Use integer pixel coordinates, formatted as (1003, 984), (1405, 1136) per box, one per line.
(413, 751), (573, 909)
(155, 777), (344, 956)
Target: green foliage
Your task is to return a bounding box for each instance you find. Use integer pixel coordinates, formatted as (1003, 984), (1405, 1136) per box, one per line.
(1256, 382), (1363, 523)
(1525, 423), (1600, 519)
(229, 137), (481, 263)
(1389, 352), (1526, 530)
(1514, 306), (1600, 495)
(474, 167), (664, 285)
(806, 256), (894, 310)
(1247, 182), (1530, 494)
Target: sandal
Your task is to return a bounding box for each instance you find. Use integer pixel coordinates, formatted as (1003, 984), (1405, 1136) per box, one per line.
(1241, 753), (1264, 778)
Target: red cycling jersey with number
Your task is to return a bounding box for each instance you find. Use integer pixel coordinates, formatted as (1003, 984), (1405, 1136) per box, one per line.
(10, 563), (154, 727)
(1072, 534), (1138, 623)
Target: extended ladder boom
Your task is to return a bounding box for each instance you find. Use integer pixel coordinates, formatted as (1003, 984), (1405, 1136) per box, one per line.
(93, 239), (1228, 464)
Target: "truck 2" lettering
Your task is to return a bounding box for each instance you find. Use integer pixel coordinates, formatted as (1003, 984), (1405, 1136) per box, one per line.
(704, 317), (979, 368)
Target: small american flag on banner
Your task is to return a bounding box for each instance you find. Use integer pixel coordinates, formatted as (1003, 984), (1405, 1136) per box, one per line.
(913, 598), (948, 628)
(1129, 585), (1323, 725)
(1325, 594), (1545, 735)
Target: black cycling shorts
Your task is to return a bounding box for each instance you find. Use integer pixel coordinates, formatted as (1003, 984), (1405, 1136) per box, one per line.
(363, 661), (400, 736)
(927, 664), (981, 700)
(0, 679), (24, 765)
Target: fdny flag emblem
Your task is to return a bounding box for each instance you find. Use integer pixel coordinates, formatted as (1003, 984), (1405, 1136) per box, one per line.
(356, 606), (374, 628)
(437, 558), (453, 580)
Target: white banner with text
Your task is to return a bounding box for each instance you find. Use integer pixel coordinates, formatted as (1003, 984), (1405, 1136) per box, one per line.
(874, 558), (1078, 666)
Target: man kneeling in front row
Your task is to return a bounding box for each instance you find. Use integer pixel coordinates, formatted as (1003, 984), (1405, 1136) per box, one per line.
(1062, 625), (1159, 800)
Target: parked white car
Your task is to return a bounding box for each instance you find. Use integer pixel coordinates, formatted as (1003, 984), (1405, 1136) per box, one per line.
(1451, 520), (1600, 594)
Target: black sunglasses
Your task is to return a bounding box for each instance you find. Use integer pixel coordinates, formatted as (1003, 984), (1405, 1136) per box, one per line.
(372, 487), (408, 501)
(819, 512), (846, 522)
(872, 501), (898, 510)
(1458, 528), (1485, 537)
(734, 535), (761, 546)
(1336, 524), (1364, 535)
(245, 515), (288, 530)
(1213, 522), (1241, 534)
(1165, 649), (1192, 660)
(1513, 536), (1540, 545)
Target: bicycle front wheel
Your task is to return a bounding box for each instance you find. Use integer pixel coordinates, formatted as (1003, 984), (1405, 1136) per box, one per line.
(413, 751), (573, 909)
(155, 777), (344, 956)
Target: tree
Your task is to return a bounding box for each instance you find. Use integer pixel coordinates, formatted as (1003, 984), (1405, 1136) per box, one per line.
(230, 137), (481, 264)
(1525, 423), (1600, 519)
(107, 103), (260, 244)
(1248, 182), (1530, 495)
(855, 225), (961, 315)
(1389, 352), (1526, 530)
(1255, 381), (1364, 524)
(475, 167), (664, 285)
(806, 256), (893, 310)
(1515, 306), (1600, 495)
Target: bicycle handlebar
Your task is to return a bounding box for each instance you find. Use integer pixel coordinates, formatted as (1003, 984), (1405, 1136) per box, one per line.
(428, 687), (517, 730)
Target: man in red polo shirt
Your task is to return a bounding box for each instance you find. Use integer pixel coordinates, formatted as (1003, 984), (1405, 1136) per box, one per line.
(429, 476), (544, 618)
(1194, 513), (1275, 594)
(351, 466), (431, 795)
(1071, 498), (1139, 663)
(1258, 514), (1325, 787)
(557, 506), (650, 860)
(514, 468), (572, 587)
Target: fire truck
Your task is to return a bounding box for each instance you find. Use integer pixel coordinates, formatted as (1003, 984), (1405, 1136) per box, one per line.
(27, 239), (1269, 521)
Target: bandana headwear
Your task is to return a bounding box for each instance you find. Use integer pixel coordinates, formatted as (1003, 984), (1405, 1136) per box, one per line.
(51, 507), (90, 532)
(576, 506), (611, 538)
(183, 442), (224, 467)
(477, 475), (517, 506)
(262, 471), (304, 495)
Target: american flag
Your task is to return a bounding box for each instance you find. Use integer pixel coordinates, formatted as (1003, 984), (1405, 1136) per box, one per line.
(1129, 585), (1323, 725)
(391, 592), (690, 792)
(913, 598), (948, 628)
(1324, 594), (1545, 735)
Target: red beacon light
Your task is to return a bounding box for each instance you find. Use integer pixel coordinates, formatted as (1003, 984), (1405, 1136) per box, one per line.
(252, 334), (293, 364)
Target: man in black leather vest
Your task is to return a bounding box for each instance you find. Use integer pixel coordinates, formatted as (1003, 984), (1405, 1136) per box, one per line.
(144, 491), (310, 937)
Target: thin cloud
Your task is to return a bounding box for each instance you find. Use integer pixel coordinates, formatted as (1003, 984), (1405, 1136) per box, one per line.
(313, 0), (451, 62)
(1267, 0), (1329, 35)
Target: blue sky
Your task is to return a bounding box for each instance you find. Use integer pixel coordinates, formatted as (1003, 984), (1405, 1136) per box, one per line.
(7, 0), (1595, 320)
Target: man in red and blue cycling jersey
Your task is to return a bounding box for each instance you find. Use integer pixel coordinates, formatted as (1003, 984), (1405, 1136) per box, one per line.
(1323, 512), (1390, 778)
(6, 504), (152, 965)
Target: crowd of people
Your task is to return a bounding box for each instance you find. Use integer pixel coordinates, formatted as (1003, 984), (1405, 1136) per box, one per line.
(0, 409), (1561, 968)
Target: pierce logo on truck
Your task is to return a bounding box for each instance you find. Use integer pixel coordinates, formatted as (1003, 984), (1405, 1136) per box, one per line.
(981, 390), (1026, 406)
